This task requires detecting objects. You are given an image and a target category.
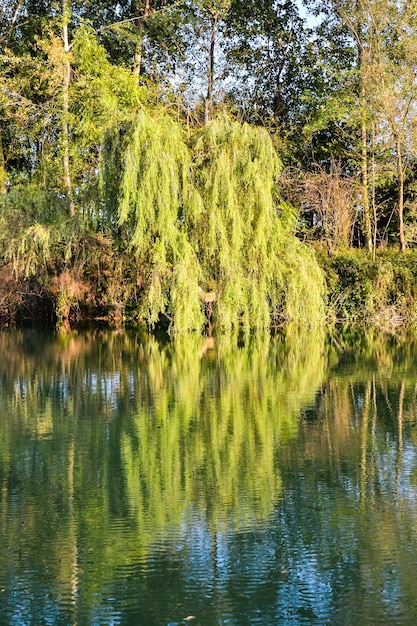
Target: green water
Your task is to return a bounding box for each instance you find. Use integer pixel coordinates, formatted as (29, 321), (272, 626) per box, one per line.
(1, 328), (417, 625)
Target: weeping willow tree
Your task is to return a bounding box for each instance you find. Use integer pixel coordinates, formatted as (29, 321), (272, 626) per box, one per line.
(104, 110), (325, 333)
(105, 110), (205, 332)
(190, 116), (325, 332)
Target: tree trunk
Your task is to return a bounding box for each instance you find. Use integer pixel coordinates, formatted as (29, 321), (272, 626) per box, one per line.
(0, 135), (6, 194)
(361, 117), (373, 253)
(371, 122), (377, 259)
(204, 15), (217, 125)
(396, 136), (405, 252)
(62, 0), (75, 215)
(133, 0), (151, 79)
(355, 0), (372, 254)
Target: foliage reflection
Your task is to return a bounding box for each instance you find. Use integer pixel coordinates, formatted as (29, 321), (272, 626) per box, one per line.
(0, 327), (325, 623)
(3, 328), (417, 624)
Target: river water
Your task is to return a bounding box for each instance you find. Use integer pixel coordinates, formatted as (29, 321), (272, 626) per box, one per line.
(0, 327), (417, 625)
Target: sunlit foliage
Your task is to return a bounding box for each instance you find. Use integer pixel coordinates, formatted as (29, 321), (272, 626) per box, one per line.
(107, 112), (325, 332)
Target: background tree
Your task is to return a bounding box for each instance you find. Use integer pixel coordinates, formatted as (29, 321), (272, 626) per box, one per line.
(367, 0), (417, 251)
(302, 0), (417, 253)
(224, 0), (311, 130)
(299, 0), (375, 251)
(62, 0), (74, 214)
(196, 0), (231, 124)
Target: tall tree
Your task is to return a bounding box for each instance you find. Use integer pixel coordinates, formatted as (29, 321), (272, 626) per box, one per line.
(104, 111), (325, 333)
(368, 0), (417, 251)
(224, 0), (312, 128)
(305, 0), (374, 251)
(195, 0), (231, 124)
(304, 0), (417, 251)
(357, 0), (373, 253)
(62, 0), (75, 214)
(133, 0), (150, 78)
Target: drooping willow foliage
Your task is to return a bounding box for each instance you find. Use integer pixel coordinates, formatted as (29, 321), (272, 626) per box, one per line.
(103, 110), (325, 333)
(104, 111), (205, 332)
(189, 116), (325, 332)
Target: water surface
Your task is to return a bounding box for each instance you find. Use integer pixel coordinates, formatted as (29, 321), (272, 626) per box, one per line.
(1, 328), (417, 625)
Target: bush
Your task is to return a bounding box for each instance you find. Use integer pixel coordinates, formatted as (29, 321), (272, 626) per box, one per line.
(319, 249), (417, 328)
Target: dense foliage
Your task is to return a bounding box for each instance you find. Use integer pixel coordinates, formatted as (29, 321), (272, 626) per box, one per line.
(103, 112), (324, 331)
(2, 0), (417, 331)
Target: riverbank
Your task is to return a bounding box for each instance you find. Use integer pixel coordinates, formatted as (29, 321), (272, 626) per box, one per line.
(2, 248), (417, 332)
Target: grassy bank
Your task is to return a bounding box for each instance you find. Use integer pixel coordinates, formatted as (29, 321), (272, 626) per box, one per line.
(317, 249), (417, 331)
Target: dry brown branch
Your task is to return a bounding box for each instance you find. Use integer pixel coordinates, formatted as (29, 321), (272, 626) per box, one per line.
(283, 161), (360, 253)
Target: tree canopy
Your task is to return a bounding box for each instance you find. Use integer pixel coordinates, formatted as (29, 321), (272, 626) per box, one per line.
(104, 111), (325, 332)
(2, 0), (417, 331)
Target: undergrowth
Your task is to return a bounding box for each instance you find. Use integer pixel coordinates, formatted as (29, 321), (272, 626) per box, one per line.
(318, 249), (417, 330)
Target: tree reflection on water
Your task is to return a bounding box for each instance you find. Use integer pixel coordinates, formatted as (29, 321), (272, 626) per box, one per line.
(1, 327), (417, 624)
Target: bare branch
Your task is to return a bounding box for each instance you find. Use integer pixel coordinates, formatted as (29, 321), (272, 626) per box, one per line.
(0, 0), (24, 45)
(99, 0), (186, 33)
